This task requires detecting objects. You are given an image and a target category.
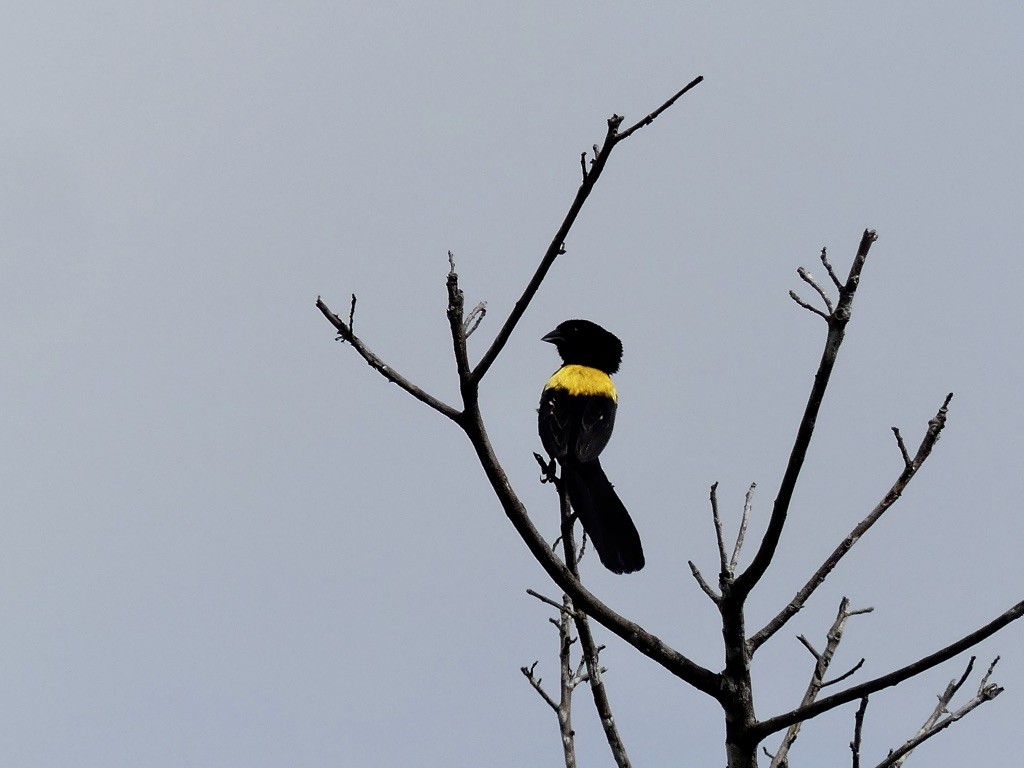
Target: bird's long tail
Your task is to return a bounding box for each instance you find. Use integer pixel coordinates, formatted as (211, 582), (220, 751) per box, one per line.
(562, 460), (644, 574)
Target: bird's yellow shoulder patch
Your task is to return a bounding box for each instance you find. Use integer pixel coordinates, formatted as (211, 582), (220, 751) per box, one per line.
(544, 364), (617, 400)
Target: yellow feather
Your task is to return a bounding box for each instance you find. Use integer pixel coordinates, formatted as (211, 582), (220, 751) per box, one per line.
(544, 364), (617, 400)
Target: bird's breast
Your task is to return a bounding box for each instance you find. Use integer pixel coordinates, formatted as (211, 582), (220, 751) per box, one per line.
(544, 365), (617, 400)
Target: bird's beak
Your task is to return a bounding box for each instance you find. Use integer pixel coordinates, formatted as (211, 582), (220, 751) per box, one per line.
(541, 329), (563, 344)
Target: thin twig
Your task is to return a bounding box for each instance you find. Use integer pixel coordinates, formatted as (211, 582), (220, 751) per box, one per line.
(521, 661), (560, 712)
(891, 427), (912, 469)
(729, 483), (755, 571)
(689, 561), (721, 603)
(851, 697), (869, 768)
(617, 75), (705, 139)
(315, 296), (462, 422)
(820, 247), (843, 290)
(445, 254), (472, 382)
(710, 483), (729, 576)
(824, 658), (867, 688)
(789, 290), (831, 321)
(527, 588), (581, 618)
(797, 634), (820, 659)
(464, 301), (487, 337)
(798, 266), (836, 314)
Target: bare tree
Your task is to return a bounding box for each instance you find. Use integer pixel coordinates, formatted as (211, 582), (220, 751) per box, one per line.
(317, 78), (1024, 767)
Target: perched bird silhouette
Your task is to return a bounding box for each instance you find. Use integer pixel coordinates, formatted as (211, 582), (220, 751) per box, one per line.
(538, 319), (644, 574)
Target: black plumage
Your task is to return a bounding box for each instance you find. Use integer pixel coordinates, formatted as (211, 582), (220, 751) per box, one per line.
(538, 320), (644, 574)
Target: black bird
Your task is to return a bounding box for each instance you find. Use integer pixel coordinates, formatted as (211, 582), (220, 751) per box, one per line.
(538, 319), (644, 574)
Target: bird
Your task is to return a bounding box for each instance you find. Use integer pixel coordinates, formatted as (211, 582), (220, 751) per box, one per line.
(538, 319), (645, 574)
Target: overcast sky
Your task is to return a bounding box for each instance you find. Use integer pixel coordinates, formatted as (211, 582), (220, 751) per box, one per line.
(4, 3), (1024, 766)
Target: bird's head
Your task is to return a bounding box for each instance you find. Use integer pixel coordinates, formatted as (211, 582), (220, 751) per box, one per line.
(542, 319), (623, 374)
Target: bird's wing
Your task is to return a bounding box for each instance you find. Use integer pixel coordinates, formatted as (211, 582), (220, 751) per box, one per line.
(575, 396), (616, 462)
(538, 387), (573, 460)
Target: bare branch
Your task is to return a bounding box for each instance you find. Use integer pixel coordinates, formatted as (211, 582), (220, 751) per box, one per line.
(891, 427), (912, 469)
(315, 296), (462, 422)
(321, 84), (719, 701)
(464, 301), (487, 338)
(461, 393), (722, 698)
(736, 230), (878, 598)
(789, 290), (830, 321)
(525, 588), (581, 768)
(820, 246), (844, 290)
(876, 657), (1003, 768)
(754, 599), (1024, 739)
(527, 588), (581, 618)
(851, 697), (869, 768)
(824, 658), (866, 688)
(558, 483), (634, 768)
(446, 255), (472, 382)
(769, 598), (870, 767)
(710, 483), (729, 576)
(729, 483), (755, 571)
(617, 75), (705, 139)
(689, 561), (721, 603)
(521, 661), (560, 712)
(797, 634), (820, 659)
(798, 266), (836, 314)
(749, 392), (952, 653)
(980, 656), (1000, 687)
(470, 76), (703, 384)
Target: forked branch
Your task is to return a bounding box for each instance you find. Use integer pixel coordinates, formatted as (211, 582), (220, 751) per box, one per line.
(735, 230), (878, 597)
(315, 295), (461, 421)
(754, 600), (1024, 739)
(767, 598), (872, 768)
(874, 657), (1002, 768)
(748, 393), (954, 653)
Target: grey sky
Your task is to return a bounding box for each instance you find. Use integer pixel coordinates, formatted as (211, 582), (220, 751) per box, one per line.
(4, 3), (1023, 766)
